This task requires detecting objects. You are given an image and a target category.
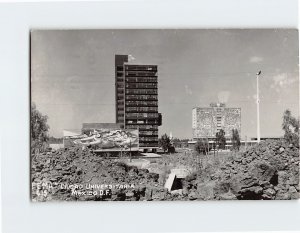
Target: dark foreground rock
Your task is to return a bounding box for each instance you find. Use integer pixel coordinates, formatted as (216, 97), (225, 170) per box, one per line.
(181, 140), (299, 200)
(31, 146), (167, 201)
(32, 139), (299, 201)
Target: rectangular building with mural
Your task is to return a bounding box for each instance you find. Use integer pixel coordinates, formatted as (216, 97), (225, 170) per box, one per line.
(192, 103), (241, 139)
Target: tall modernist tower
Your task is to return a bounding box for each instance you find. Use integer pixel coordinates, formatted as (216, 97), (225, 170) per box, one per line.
(192, 103), (241, 139)
(115, 55), (162, 150)
(115, 55), (128, 128)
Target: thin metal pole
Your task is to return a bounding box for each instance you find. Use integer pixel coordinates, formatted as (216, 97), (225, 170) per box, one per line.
(256, 73), (261, 143)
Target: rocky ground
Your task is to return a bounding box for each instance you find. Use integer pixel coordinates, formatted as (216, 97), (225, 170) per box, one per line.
(31, 146), (166, 201)
(181, 140), (299, 200)
(31, 139), (299, 201)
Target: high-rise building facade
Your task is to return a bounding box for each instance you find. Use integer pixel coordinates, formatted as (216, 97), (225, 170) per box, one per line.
(192, 103), (241, 139)
(115, 55), (162, 150)
(115, 55), (128, 128)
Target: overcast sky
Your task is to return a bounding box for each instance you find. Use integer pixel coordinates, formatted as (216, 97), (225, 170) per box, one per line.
(31, 29), (299, 139)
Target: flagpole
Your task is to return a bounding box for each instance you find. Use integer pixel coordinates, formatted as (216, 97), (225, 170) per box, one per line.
(256, 71), (261, 143)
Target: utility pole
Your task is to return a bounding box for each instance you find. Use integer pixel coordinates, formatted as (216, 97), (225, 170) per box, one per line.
(256, 70), (261, 143)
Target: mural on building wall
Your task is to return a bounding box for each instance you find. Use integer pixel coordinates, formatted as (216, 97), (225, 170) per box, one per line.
(223, 108), (241, 137)
(192, 105), (241, 138)
(64, 129), (139, 151)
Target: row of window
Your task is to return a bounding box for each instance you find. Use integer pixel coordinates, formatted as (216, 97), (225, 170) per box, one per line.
(125, 65), (157, 71)
(125, 95), (158, 100)
(126, 119), (158, 124)
(125, 101), (157, 107)
(116, 73), (124, 78)
(139, 143), (159, 147)
(126, 89), (157, 95)
(139, 131), (158, 136)
(126, 125), (158, 130)
(125, 83), (157, 89)
(125, 77), (157, 83)
(116, 66), (124, 71)
(125, 71), (157, 77)
(126, 106), (158, 112)
(125, 113), (159, 118)
(117, 117), (124, 122)
(140, 125), (158, 130)
(139, 137), (159, 142)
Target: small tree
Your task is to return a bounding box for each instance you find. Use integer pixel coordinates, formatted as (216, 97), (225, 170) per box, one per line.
(195, 139), (205, 155)
(282, 109), (299, 147)
(216, 129), (226, 150)
(31, 102), (49, 155)
(159, 134), (172, 153)
(203, 138), (209, 155)
(194, 139), (208, 172)
(231, 129), (241, 152)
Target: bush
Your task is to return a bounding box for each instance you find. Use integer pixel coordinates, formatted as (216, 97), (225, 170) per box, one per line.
(282, 109), (299, 148)
(31, 102), (49, 154)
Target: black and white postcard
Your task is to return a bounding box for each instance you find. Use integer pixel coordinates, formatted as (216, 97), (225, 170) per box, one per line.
(30, 29), (299, 201)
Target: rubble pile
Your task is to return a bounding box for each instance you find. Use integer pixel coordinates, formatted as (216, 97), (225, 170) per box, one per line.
(181, 140), (299, 200)
(31, 146), (166, 201)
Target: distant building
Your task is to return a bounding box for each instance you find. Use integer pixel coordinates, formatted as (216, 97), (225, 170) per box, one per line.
(192, 103), (241, 139)
(115, 55), (162, 151)
(251, 136), (282, 141)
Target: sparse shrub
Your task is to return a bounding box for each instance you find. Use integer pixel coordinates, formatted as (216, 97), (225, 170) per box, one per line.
(231, 129), (241, 151)
(216, 129), (226, 150)
(282, 109), (299, 148)
(159, 134), (172, 153)
(31, 102), (49, 155)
